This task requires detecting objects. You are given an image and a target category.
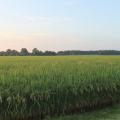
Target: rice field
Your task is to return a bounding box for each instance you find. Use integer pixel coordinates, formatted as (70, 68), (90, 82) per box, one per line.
(0, 56), (120, 119)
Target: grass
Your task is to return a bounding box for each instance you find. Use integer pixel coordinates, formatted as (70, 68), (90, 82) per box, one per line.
(0, 56), (119, 119)
(49, 104), (120, 120)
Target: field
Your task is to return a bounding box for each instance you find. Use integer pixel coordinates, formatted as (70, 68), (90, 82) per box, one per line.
(0, 56), (120, 119)
(50, 104), (120, 120)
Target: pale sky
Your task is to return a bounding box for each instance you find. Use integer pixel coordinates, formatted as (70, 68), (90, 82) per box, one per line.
(0, 0), (120, 51)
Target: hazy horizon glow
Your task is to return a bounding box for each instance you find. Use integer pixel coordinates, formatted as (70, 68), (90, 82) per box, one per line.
(0, 0), (120, 51)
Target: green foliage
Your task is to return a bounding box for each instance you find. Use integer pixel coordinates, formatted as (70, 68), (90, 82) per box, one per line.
(0, 56), (120, 119)
(32, 48), (41, 56)
(20, 48), (29, 56)
(0, 49), (120, 56)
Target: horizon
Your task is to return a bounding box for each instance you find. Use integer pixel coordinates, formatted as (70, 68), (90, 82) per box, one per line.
(0, 0), (120, 51)
(0, 48), (120, 53)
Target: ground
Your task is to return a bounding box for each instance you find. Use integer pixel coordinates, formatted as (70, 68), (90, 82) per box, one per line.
(49, 105), (120, 120)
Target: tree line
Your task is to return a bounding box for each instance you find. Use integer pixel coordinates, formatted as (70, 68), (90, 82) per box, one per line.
(0, 48), (120, 56)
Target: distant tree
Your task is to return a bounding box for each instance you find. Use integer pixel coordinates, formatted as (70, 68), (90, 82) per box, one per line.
(44, 51), (56, 56)
(6, 49), (20, 56)
(11, 50), (20, 56)
(40, 51), (44, 55)
(0, 51), (6, 56)
(6, 49), (12, 55)
(32, 48), (40, 56)
(20, 48), (29, 56)
(0, 49), (120, 56)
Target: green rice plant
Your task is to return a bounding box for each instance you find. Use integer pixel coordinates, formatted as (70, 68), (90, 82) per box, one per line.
(0, 56), (120, 119)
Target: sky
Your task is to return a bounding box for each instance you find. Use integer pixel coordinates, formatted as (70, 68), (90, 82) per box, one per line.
(0, 0), (120, 51)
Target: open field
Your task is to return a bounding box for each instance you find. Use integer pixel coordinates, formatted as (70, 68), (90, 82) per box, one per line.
(0, 56), (120, 119)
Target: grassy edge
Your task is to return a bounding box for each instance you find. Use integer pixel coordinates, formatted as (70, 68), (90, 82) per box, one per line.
(47, 104), (120, 120)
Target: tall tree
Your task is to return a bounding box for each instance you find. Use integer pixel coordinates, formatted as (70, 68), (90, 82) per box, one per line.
(20, 48), (29, 56)
(44, 51), (56, 56)
(32, 48), (40, 56)
(6, 49), (12, 55)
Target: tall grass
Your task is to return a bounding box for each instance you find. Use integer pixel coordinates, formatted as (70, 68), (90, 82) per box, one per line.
(0, 56), (120, 119)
